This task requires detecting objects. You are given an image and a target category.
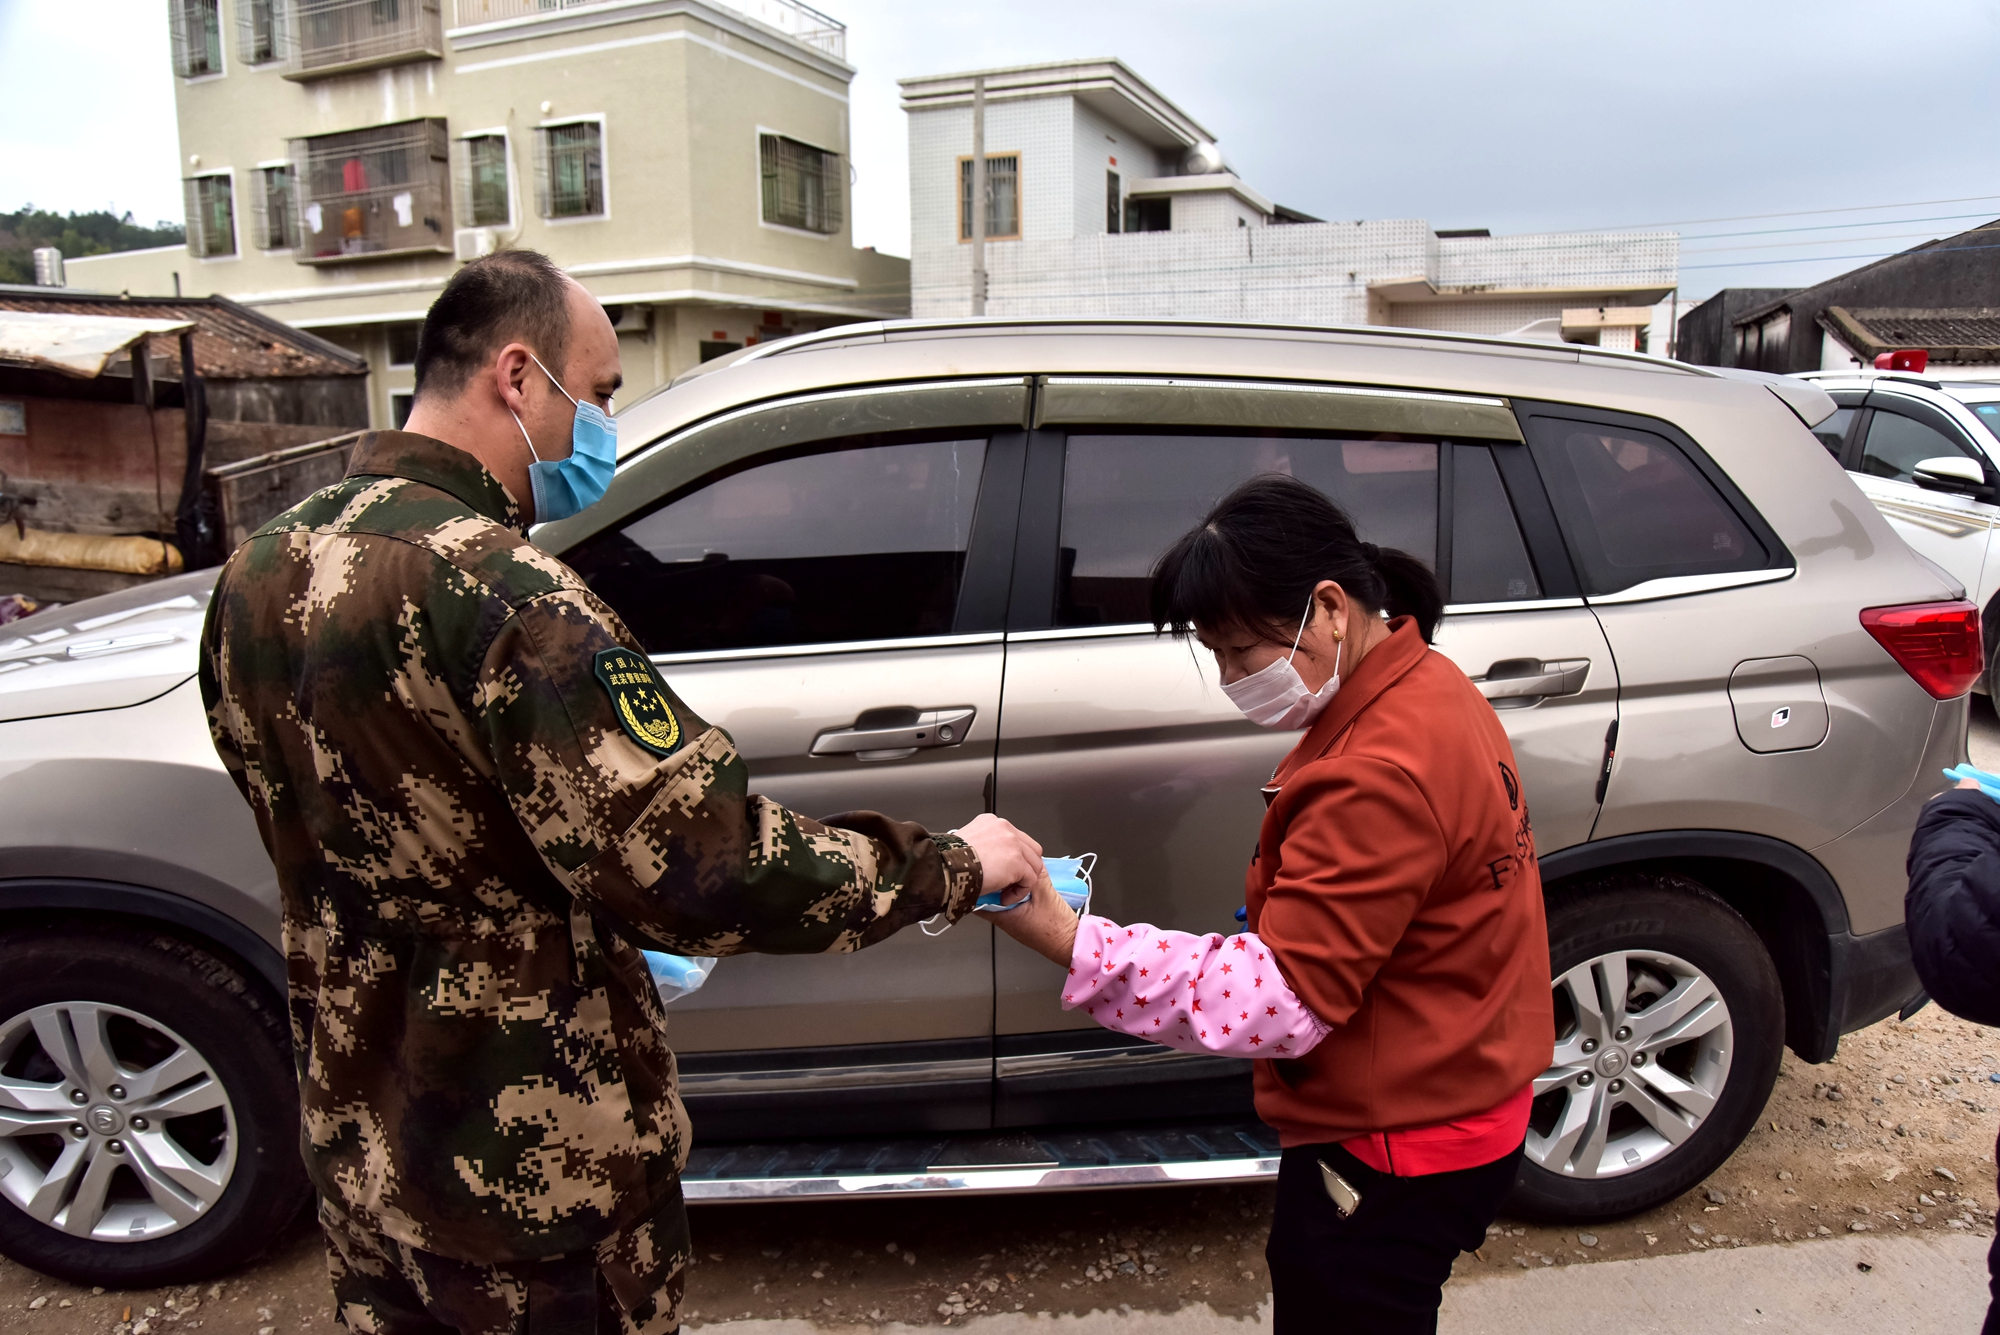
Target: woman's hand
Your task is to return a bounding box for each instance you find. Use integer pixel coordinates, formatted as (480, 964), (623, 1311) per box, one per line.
(988, 866), (1080, 966)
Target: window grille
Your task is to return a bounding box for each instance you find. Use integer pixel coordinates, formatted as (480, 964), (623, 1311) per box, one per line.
(759, 135), (842, 234)
(452, 135), (511, 227)
(289, 118), (453, 262)
(236, 0), (285, 64)
(958, 154), (1019, 240)
(253, 165), (298, 250)
(535, 123), (604, 219)
(290, 0), (441, 77)
(1106, 170), (1121, 234)
(182, 174), (236, 257)
(168, 0), (224, 77)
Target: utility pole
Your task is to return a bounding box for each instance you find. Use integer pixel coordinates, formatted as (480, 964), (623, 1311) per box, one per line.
(970, 74), (987, 317)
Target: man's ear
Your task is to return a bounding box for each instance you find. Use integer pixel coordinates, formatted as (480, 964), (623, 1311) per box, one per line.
(492, 343), (535, 415)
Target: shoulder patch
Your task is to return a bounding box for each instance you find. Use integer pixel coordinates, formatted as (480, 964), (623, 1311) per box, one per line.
(593, 647), (683, 757)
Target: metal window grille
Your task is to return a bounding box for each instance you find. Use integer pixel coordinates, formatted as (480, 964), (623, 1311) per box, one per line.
(168, 0), (224, 77)
(252, 165), (299, 250)
(759, 135), (842, 234)
(236, 0), (285, 63)
(535, 123), (604, 219)
(959, 154), (1019, 240)
(290, 118), (453, 262)
(1106, 170), (1121, 234)
(291, 0), (441, 76)
(182, 174), (236, 257)
(452, 135), (511, 227)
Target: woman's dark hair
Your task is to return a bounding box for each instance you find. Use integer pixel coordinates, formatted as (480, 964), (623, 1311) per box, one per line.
(1149, 473), (1445, 644)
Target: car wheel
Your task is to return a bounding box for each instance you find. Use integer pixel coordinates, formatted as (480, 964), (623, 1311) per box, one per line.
(1983, 591), (2000, 700)
(0, 923), (309, 1286)
(1508, 878), (1783, 1222)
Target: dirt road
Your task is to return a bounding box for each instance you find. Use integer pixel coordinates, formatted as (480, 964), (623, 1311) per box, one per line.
(1, 1009), (1993, 1331)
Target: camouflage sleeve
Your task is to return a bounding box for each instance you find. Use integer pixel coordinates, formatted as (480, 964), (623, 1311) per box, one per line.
(477, 587), (983, 956)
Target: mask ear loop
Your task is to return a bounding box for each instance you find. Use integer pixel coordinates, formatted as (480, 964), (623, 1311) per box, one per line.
(1284, 598), (1314, 664)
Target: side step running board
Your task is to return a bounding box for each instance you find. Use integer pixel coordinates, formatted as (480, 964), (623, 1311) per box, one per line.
(682, 1120), (1280, 1201)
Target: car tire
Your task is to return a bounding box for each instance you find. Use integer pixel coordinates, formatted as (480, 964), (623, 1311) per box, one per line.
(1507, 877), (1783, 1222)
(0, 922), (309, 1286)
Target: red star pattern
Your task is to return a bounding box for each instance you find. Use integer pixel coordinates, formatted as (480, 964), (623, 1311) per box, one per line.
(1249, 1034), (1263, 1047)
(1266, 1006), (1279, 1017)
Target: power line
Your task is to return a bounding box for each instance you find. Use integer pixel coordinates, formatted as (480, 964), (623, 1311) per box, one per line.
(1683, 225), (2000, 257)
(1598, 193), (2000, 231)
(1680, 210), (1999, 242)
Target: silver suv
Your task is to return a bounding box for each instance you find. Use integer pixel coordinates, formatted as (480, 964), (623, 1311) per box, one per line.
(0, 320), (1970, 1284)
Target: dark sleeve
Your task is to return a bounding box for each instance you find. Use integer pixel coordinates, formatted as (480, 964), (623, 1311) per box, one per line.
(1905, 789), (2000, 1027)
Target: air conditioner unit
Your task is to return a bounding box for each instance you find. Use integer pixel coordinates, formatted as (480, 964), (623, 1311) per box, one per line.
(608, 304), (650, 334)
(453, 227), (497, 262)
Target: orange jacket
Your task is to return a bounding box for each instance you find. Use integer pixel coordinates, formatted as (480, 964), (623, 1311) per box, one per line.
(1246, 617), (1555, 1146)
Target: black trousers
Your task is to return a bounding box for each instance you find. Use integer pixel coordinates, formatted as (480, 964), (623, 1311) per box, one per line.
(1266, 1139), (1523, 1335)
(1986, 1125), (2000, 1335)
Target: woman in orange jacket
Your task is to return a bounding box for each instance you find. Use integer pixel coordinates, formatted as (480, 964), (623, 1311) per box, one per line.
(995, 474), (1555, 1334)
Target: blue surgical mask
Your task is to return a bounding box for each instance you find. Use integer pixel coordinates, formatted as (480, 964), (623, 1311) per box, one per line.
(511, 351), (616, 522)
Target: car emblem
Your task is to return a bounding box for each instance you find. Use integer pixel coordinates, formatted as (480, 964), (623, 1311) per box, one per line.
(1771, 707), (1791, 729)
(87, 1105), (123, 1136)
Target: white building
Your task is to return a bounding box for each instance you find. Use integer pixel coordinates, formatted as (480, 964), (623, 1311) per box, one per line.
(900, 60), (1679, 351)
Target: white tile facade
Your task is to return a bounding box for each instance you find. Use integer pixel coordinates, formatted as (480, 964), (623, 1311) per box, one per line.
(905, 65), (1678, 328)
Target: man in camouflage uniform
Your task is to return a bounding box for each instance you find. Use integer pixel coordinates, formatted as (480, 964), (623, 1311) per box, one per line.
(199, 250), (1044, 1335)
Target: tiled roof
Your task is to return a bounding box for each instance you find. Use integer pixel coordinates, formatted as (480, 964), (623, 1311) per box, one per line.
(0, 287), (365, 380)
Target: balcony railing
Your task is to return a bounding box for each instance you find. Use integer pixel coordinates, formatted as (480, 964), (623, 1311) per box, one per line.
(283, 0), (443, 79)
(290, 119), (453, 264)
(452, 0), (845, 58)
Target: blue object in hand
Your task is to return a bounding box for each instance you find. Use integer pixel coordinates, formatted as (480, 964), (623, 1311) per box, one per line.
(974, 854), (1095, 915)
(640, 951), (715, 1004)
(1943, 763), (2000, 803)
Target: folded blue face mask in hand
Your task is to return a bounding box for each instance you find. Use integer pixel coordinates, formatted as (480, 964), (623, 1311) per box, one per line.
(974, 853), (1095, 916)
(640, 951), (715, 1004)
(1945, 763), (2000, 802)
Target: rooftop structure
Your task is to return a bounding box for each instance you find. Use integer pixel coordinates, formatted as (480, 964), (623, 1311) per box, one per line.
(900, 59), (1679, 347)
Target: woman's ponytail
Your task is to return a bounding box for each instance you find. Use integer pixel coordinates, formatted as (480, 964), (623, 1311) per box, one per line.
(1151, 473), (1445, 644)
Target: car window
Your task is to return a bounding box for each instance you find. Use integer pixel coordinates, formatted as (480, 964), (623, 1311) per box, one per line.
(1054, 434), (1437, 627)
(566, 438), (987, 653)
(1861, 408), (1982, 485)
(1525, 418), (1766, 597)
(1812, 406), (1855, 460)
(1970, 403), (2000, 444)
(1451, 445), (1541, 604)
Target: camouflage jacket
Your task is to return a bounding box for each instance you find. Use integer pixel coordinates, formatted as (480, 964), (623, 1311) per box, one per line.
(198, 430), (981, 1264)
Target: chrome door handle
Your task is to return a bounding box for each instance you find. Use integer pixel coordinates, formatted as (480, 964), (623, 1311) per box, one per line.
(1474, 658), (1590, 706)
(810, 707), (977, 762)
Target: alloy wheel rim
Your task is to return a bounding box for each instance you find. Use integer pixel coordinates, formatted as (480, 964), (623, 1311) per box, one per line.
(1525, 948), (1733, 1180)
(0, 1002), (236, 1242)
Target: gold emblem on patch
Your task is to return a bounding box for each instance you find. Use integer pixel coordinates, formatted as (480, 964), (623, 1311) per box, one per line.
(593, 648), (682, 757)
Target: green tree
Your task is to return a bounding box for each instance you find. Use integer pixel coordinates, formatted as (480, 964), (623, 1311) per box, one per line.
(0, 207), (186, 285)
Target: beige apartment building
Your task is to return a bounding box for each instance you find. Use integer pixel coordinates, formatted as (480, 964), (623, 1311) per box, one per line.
(68, 0), (908, 425)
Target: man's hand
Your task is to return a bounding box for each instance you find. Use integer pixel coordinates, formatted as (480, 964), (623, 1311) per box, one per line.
(988, 872), (1081, 967)
(955, 813), (1044, 900)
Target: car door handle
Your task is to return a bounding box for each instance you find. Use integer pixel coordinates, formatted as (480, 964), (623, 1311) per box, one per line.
(1474, 658), (1591, 705)
(811, 707), (977, 761)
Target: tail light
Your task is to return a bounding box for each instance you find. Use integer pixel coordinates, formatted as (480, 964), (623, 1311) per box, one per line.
(1860, 601), (1983, 699)
(1875, 349), (1930, 373)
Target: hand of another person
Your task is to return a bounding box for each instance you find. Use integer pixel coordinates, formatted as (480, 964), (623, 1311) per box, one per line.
(988, 869), (1081, 967)
(955, 813), (1044, 901)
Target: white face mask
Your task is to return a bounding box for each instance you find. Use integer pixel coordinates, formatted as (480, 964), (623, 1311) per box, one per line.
(1220, 600), (1343, 730)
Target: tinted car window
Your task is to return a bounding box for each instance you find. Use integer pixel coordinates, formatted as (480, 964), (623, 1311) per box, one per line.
(1812, 406), (1855, 459)
(567, 438), (986, 653)
(1526, 418), (1765, 596)
(1451, 445), (1540, 604)
(1055, 434), (1437, 627)
(1970, 403), (2000, 443)
(1860, 408), (1982, 484)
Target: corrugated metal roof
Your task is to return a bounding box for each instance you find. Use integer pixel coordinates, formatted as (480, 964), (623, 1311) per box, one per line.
(0, 288), (366, 380)
(0, 311), (197, 378)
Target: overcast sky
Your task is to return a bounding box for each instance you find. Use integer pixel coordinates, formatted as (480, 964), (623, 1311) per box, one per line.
(4, 0), (1997, 297)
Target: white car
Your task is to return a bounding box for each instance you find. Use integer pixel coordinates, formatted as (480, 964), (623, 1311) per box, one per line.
(1798, 369), (2000, 695)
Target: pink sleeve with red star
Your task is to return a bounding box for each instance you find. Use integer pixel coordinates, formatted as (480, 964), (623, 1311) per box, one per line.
(1060, 915), (1331, 1059)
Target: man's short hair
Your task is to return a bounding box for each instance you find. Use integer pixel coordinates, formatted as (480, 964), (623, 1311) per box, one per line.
(413, 249), (575, 401)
